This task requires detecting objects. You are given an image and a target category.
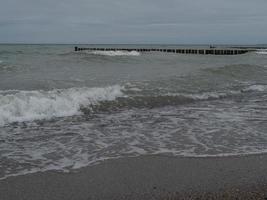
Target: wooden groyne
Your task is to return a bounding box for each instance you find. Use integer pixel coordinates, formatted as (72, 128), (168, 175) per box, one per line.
(74, 47), (252, 55)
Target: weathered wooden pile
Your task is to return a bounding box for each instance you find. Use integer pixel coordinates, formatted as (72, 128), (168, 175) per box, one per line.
(75, 46), (252, 55)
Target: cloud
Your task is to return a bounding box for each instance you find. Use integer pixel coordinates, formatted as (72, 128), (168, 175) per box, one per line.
(0, 0), (267, 44)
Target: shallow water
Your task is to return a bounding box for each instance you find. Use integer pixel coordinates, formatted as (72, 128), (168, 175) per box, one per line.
(0, 44), (267, 179)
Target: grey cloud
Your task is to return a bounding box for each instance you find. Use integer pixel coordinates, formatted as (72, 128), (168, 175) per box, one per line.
(0, 0), (267, 44)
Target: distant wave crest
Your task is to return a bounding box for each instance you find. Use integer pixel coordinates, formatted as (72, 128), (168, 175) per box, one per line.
(256, 49), (267, 55)
(87, 50), (140, 56)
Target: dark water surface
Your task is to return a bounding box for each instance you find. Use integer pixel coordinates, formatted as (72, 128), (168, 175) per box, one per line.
(0, 44), (267, 179)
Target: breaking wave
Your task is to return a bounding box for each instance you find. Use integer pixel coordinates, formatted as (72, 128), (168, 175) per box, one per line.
(0, 85), (124, 126)
(256, 49), (267, 55)
(0, 83), (266, 126)
(86, 50), (140, 56)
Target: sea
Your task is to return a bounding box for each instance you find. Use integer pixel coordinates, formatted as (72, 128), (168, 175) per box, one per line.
(0, 44), (267, 180)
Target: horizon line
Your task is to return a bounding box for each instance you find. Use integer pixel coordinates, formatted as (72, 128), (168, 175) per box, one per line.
(0, 43), (267, 46)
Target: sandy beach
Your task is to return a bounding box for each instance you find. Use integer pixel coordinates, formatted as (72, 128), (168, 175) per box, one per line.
(1, 154), (267, 200)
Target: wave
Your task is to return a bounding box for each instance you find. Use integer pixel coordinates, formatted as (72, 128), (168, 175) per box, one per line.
(0, 65), (16, 71)
(0, 60), (3, 64)
(186, 84), (267, 97)
(0, 85), (124, 126)
(0, 88), (229, 126)
(0, 51), (12, 55)
(86, 50), (140, 56)
(205, 64), (264, 73)
(203, 64), (267, 83)
(256, 49), (267, 55)
(243, 84), (267, 92)
(1, 83), (266, 126)
(88, 84), (267, 112)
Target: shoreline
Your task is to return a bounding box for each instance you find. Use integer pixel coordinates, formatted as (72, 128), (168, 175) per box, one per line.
(1, 154), (267, 200)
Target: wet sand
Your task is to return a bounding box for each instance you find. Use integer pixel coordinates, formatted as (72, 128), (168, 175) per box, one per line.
(1, 154), (267, 200)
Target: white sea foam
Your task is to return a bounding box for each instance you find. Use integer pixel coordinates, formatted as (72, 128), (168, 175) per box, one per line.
(168, 85), (267, 101)
(188, 85), (267, 100)
(256, 49), (267, 55)
(88, 50), (140, 56)
(0, 85), (124, 126)
(186, 92), (229, 100)
(243, 84), (267, 92)
(168, 90), (240, 101)
(1, 95), (267, 180)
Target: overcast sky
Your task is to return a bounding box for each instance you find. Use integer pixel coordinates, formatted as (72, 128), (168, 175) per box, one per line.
(0, 0), (267, 44)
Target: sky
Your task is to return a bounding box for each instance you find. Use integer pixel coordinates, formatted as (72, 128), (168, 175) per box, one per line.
(0, 0), (267, 44)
